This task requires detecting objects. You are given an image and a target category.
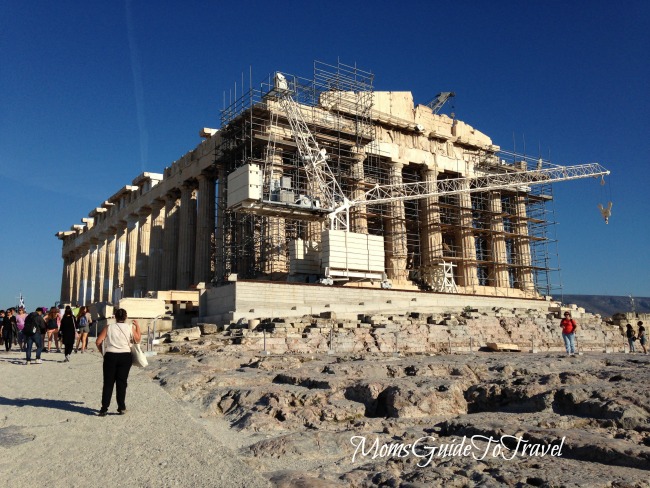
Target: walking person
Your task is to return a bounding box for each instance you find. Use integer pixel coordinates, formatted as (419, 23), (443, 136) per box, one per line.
(560, 311), (578, 356)
(45, 307), (61, 353)
(23, 307), (45, 365)
(638, 322), (647, 354)
(59, 306), (77, 362)
(75, 306), (91, 353)
(1, 309), (16, 351)
(15, 307), (27, 351)
(626, 324), (637, 353)
(95, 308), (141, 416)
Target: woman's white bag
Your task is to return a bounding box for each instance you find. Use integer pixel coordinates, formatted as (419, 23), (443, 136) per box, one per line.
(131, 342), (148, 368)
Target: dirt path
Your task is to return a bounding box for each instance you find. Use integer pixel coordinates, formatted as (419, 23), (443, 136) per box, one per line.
(0, 349), (270, 488)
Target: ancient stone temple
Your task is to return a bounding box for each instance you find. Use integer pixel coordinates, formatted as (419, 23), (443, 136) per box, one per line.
(57, 61), (606, 322)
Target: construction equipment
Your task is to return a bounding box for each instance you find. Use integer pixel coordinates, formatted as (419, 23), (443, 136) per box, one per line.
(426, 91), (456, 114)
(226, 72), (611, 288)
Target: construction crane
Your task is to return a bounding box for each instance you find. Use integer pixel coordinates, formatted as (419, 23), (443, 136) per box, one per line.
(229, 72), (611, 286)
(426, 91), (455, 114)
(266, 73), (610, 232)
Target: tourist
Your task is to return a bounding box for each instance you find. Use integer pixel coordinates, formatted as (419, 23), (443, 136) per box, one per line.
(2, 309), (16, 351)
(45, 307), (61, 353)
(560, 311), (578, 356)
(638, 322), (647, 354)
(0, 310), (5, 349)
(95, 308), (141, 416)
(15, 307), (27, 351)
(59, 306), (77, 362)
(23, 307), (46, 365)
(625, 324), (636, 353)
(75, 306), (91, 353)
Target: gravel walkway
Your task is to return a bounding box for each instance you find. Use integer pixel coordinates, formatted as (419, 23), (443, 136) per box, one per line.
(0, 348), (270, 488)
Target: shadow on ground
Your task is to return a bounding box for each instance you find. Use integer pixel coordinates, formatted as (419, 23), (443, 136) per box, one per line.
(0, 396), (97, 416)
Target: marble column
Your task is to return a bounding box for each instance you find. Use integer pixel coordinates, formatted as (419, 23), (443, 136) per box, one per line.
(60, 254), (72, 303)
(176, 183), (197, 289)
(458, 181), (478, 289)
(420, 167), (443, 272)
(350, 149), (368, 234)
(147, 200), (165, 292)
(489, 192), (510, 287)
(87, 242), (98, 304)
(124, 215), (139, 298)
(194, 173), (216, 284)
(264, 150), (288, 274)
(70, 251), (81, 305)
(384, 161), (408, 282)
(135, 209), (152, 296)
(514, 194), (534, 292)
(94, 236), (107, 303)
(104, 233), (116, 303)
(114, 224), (127, 298)
(214, 167), (226, 282)
(79, 247), (91, 305)
(161, 193), (180, 290)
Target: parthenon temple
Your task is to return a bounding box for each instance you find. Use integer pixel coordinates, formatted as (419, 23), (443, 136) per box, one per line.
(57, 61), (563, 321)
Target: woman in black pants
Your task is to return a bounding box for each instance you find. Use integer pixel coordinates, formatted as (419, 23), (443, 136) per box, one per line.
(95, 308), (141, 416)
(59, 306), (77, 361)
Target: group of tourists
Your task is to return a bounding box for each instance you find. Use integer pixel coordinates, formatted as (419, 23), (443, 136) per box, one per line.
(0, 305), (94, 364)
(626, 321), (647, 354)
(2, 303), (142, 417)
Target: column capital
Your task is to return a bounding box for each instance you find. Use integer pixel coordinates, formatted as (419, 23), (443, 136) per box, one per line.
(388, 159), (404, 171)
(351, 146), (366, 162)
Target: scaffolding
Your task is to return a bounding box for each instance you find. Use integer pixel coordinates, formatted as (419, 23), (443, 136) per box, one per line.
(213, 60), (562, 298)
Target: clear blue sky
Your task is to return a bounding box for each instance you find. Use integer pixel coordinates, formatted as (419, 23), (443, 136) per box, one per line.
(1, 0), (648, 309)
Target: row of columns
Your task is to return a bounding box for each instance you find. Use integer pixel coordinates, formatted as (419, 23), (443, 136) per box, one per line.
(381, 160), (534, 291)
(61, 173), (217, 306)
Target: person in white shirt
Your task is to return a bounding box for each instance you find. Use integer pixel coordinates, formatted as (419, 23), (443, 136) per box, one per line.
(95, 308), (141, 416)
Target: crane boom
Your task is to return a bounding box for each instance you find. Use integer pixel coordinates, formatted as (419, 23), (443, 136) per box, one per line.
(269, 73), (611, 232)
(272, 74), (345, 225)
(354, 163), (610, 207)
(426, 91), (456, 114)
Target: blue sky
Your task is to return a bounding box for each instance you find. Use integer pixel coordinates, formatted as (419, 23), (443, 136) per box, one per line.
(1, 0), (648, 309)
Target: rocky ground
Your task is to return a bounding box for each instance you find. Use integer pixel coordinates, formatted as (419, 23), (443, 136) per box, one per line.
(148, 343), (650, 487)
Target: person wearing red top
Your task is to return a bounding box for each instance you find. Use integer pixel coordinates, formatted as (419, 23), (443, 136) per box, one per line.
(560, 312), (578, 356)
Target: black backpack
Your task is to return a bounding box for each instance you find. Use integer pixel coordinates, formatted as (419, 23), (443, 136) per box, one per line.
(23, 314), (37, 336)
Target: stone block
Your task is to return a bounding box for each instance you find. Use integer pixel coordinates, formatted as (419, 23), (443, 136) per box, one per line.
(199, 323), (220, 335)
(166, 326), (202, 342)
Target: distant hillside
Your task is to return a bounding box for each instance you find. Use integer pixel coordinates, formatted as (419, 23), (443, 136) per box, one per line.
(557, 295), (650, 318)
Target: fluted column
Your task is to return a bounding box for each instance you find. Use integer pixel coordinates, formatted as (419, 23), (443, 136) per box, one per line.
(194, 173), (216, 284)
(147, 200), (165, 292)
(177, 183), (197, 289)
(79, 247), (91, 305)
(384, 161), (408, 282)
(71, 251), (82, 305)
(489, 192), (509, 287)
(87, 242), (98, 304)
(94, 236), (107, 303)
(135, 209), (152, 296)
(60, 254), (73, 303)
(214, 167), (226, 282)
(458, 181), (478, 289)
(123, 215), (139, 297)
(514, 194), (534, 292)
(264, 150), (287, 274)
(420, 167), (443, 274)
(114, 224), (127, 298)
(350, 148), (368, 234)
(104, 233), (117, 303)
(161, 193), (180, 290)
